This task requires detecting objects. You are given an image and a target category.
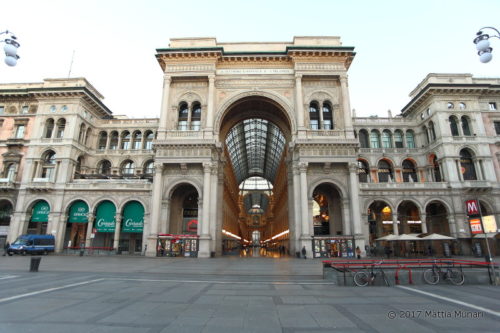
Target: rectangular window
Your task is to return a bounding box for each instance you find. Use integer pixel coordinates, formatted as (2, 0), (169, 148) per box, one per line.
(22, 106), (29, 114)
(310, 120), (319, 130)
(489, 102), (497, 111)
(323, 120), (332, 130)
(494, 121), (500, 135)
(15, 125), (25, 138)
(0, 106), (4, 115)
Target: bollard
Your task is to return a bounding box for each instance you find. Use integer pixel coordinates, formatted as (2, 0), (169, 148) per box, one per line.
(30, 256), (41, 272)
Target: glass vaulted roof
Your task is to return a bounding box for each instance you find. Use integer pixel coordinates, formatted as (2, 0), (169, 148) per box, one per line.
(226, 118), (286, 185)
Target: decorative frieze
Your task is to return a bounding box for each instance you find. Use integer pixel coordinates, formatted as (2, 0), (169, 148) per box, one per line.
(166, 64), (215, 73)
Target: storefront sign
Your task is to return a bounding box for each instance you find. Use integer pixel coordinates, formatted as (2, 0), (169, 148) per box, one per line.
(95, 201), (116, 232)
(68, 201), (89, 223)
(31, 201), (50, 222)
(469, 218), (483, 234)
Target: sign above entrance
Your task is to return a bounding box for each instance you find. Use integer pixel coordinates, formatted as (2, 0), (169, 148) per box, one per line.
(465, 199), (480, 216)
(95, 201), (116, 232)
(216, 68), (294, 75)
(68, 201), (89, 223)
(122, 201), (144, 233)
(31, 201), (50, 222)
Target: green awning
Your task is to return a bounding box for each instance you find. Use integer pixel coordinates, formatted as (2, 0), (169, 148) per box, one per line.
(31, 201), (50, 222)
(68, 201), (89, 223)
(122, 201), (144, 233)
(95, 201), (116, 232)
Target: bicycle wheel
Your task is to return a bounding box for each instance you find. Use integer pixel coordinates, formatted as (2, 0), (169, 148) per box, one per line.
(354, 271), (369, 287)
(423, 268), (439, 284)
(447, 269), (465, 286)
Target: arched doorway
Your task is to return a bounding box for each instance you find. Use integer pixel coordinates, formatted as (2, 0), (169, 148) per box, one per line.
(397, 201), (422, 235)
(93, 200), (117, 249)
(0, 200), (13, 247)
(367, 201), (394, 255)
(312, 183), (342, 236)
(119, 201), (145, 254)
(64, 200), (89, 249)
(219, 97), (291, 257)
(425, 201), (453, 256)
(168, 184), (199, 235)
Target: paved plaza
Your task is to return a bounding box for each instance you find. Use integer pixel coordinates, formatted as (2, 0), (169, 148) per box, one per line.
(0, 255), (499, 332)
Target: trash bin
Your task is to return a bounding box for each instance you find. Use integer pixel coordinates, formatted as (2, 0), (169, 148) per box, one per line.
(30, 257), (41, 272)
(210, 251), (215, 258)
(296, 251), (300, 258)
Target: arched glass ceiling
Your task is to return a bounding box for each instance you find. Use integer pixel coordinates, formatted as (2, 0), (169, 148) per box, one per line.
(226, 118), (286, 184)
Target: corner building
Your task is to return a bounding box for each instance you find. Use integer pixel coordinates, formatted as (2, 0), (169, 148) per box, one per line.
(1, 37), (499, 258)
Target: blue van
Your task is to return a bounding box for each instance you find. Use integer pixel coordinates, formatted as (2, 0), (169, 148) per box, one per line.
(8, 234), (55, 255)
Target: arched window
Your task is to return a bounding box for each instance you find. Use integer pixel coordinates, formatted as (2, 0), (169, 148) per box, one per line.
(406, 130), (415, 148)
(143, 160), (154, 175)
(432, 155), (442, 182)
(449, 116), (459, 136)
(75, 156), (83, 178)
(422, 126), (429, 145)
(377, 160), (393, 183)
(84, 128), (91, 146)
(322, 102), (333, 130)
(394, 130), (404, 148)
(428, 121), (436, 141)
(98, 160), (111, 175)
(121, 131), (130, 149)
(45, 119), (54, 138)
(56, 119), (66, 138)
(109, 131), (119, 150)
(41, 150), (56, 180)
(144, 131), (154, 150)
(357, 160), (370, 183)
(98, 131), (107, 150)
(382, 130), (392, 148)
(460, 149), (477, 180)
(370, 130), (381, 148)
(358, 129), (369, 148)
(78, 124), (86, 143)
(191, 102), (201, 130)
(178, 102), (188, 130)
(132, 131), (142, 150)
(461, 116), (472, 136)
(121, 160), (135, 176)
(309, 101), (320, 130)
(402, 159), (417, 182)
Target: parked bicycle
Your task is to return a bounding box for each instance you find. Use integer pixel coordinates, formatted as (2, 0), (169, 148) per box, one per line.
(423, 260), (465, 285)
(353, 261), (391, 287)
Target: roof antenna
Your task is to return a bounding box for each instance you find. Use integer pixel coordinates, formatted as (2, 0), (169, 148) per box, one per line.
(67, 50), (75, 78)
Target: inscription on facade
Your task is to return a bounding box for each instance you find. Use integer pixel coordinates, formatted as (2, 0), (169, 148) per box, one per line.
(216, 68), (294, 75)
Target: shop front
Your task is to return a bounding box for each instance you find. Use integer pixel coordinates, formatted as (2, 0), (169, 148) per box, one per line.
(157, 234), (199, 257)
(312, 236), (355, 258)
(118, 201), (144, 255)
(92, 200), (116, 252)
(28, 200), (50, 234)
(64, 200), (88, 250)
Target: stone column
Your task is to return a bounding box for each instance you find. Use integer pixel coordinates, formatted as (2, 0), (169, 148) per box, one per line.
(85, 214), (95, 248)
(392, 213), (399, 236)
(292, 164), (301, 243)
(147, 164), (163, 256)
(199, 162), (212, 258)
(474, 160), (483, 180)
(299, 162), (309, 237)
(318, 101), (324, 129)
(56, 214), (67, 252)
(295, 74), (305, 129)
(456, 159), (464, 181)
(420, 212), (428, 233)
(348, 163), (362, 235)
(340, 75), (354, 138)
(113, 213), (122, 251)
(206, 75), (215, 129)
(158, 74), (172, 135)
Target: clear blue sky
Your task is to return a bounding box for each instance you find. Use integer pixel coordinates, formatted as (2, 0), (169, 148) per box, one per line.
(1, 0), (500, 118)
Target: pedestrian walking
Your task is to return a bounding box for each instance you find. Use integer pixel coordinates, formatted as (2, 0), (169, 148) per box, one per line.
(2, 241), (9, 256)
(301, 246), (307, 259)
(355, 246), (361, 259)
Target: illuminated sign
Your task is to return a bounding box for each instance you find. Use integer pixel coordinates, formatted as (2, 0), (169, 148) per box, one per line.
(469, 218), (483, 234)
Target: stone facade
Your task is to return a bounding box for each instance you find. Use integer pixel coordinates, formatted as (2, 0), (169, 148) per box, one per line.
(0, 38), (499, 258)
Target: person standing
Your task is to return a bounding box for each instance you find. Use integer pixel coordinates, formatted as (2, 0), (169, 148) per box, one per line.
(2, 241), (9, 256)
(355, 246), (361, 259)
(301, 246), (307, 259)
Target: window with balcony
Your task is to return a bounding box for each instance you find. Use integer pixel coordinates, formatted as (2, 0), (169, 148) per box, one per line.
(98, 131), (107, 150)
(5, 164), (16, 181)
(178, 102), (189, 131)
(460, 149), (477, 180)
(489, 102), (497, 110)
(405, 130), (415, 148)
(78, 124), (86, 143)
(377, 160), (394, 183)
(370, 130), (381, 148)
(432, 155), (442, 182)
(402, 159), (417, 182)
(143, 160), (154, 175)
(144, 131), (154, 150)
(121, 131), (131, 150)
(191, 102), (201, 130)
(394, 130), (404, 148)
(44, 119), (54, 138)
(322, 102), (334, 130)
(56, 119), (66, 138)
(98, 160), (111, 175)
(381, 130), (392, 148)
(449, 116), (459, 136)
(309, 101), (320, 130)
(358, 129), (369, 148)
(121, 160), (135, 176)
(40, 151), (56, 180)
(14, 125), (25, 139)
(461, 116), (472, 136)
(428, 121), (436, 142)
(494, 121), (500, 135)
(109, 131), (118, 150)
(357, 160), (369, 183)
(132, 131), (142, 149)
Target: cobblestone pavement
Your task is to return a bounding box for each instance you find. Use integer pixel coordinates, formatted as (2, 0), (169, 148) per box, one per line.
(0, 255), (498, 332)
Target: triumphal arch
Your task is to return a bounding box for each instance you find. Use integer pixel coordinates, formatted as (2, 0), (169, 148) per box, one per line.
(147, 36), (363, 258)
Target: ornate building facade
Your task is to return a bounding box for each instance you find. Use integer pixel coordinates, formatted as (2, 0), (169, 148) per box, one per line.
(0, 37), (499, 258)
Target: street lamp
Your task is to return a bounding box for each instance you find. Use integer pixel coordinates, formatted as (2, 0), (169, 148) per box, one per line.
(473, 26), (500, 63)
(1, 30), (20, 67)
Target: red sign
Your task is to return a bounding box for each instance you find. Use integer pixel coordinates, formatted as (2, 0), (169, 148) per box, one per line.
(469, 218), (483, 234)
(466, 199), (480, 216)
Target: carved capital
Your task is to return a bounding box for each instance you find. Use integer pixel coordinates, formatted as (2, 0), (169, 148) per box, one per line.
(348, 162), (358, 173)
(298, 162), (308, 173)
(203, 162), (212, 173)
(295, 73), (303, 80)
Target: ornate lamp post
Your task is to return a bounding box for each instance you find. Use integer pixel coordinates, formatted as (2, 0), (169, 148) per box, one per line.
(1, 30), (20, 67)
(473, 27), (500, 63)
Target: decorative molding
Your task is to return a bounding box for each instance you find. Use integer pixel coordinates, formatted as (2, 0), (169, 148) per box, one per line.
(216, 68), (294, 75)
(166, 64), (215, 73)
